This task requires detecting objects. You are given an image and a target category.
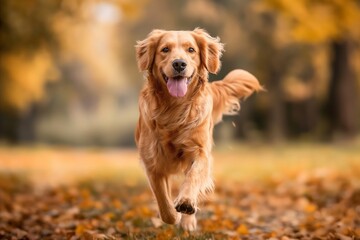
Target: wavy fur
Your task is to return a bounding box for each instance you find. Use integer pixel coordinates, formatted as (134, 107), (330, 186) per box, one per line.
(135, 29), (262, 230)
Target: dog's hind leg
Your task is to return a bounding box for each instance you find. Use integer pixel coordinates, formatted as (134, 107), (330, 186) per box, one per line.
(147, 172), (181, 224)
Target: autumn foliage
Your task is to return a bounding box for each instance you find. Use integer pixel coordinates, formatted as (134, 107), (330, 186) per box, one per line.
(1, 0), (360, 143)
(1, 167), (359, 239)
(0, 147), (359, 239)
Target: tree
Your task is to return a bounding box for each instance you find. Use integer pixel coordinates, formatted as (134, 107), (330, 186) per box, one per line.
(262, 0), (360, 140)
(0, 0), (60, 142)
(0, 0), (145, 143)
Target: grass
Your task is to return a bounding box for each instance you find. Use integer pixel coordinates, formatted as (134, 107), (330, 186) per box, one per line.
(213, 142), (360, 182)
(0, 143), (359, 187)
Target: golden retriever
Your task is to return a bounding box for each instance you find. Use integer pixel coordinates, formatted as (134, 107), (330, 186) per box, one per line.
(135, 28), (262, 231)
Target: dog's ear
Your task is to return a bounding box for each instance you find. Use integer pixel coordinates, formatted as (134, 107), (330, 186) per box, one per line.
(192, 28), (224, 74)
(135, 29), (165, 71)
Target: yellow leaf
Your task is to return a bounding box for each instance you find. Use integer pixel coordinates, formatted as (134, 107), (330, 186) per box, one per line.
(139, 206), (152, 217)
(112, 199), (122, 209)
(116, 221), (125, 231)
(75, 224), (86, 236)
(156, 228), (174, 240)
(94, 201), (104, 209)
(236, 224), (249, 235)
(305, 203), (317, 213)
(123, 210), (136, 219)
(102, 212), (115, 221)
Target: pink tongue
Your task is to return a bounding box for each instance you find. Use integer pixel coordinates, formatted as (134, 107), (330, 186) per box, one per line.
(166, 77), (188, 97)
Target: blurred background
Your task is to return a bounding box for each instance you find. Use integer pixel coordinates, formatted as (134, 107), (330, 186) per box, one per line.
(1, 1), (360, 238)
(0, 0), (359, 146)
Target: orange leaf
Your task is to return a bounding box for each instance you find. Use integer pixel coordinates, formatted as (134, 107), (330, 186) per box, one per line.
(75, 224), (87, 236)
(236, 224), (249, 235)
(304, 203), (317, 213)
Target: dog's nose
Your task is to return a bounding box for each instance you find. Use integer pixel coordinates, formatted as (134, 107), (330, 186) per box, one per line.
(172, 59), (187, 73)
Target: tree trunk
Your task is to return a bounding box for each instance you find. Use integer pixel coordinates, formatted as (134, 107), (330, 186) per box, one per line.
(0, 108), (20, 143)
(327, 39), (358, 140)
(18, 105), (37, 143)
(0, 105), (37, 144)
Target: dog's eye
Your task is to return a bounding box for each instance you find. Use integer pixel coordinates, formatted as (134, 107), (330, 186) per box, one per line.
(188, 47), (195, 53)
(161, 47), (169, 53)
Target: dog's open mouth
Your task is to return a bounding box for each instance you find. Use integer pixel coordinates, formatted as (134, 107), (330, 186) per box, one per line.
(162, 73), (192, 98)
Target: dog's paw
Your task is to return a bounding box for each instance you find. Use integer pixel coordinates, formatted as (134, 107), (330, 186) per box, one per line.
(174, 212), (182, 224)
(175, 198), (196, 215)
(180, 214), (197, 231)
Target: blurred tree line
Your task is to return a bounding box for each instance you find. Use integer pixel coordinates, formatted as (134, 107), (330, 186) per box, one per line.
(0, 0), (359, 146)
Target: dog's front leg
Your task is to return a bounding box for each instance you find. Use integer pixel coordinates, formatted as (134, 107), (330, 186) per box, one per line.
(147, 172), (180, 225)
(175, 156), (213, 230)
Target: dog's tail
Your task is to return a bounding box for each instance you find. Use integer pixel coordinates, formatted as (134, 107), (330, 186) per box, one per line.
(210, 69), (264, 124)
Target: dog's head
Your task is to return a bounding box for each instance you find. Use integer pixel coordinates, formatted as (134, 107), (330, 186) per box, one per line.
(136, 28), (224, 98)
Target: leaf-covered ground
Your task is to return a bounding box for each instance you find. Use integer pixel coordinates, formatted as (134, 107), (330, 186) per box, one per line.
(0, 145), (359, 239)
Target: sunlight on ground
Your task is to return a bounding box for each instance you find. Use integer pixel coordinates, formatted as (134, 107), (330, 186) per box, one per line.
(0, 147), (142, 187)
(0, 143), (359, 187)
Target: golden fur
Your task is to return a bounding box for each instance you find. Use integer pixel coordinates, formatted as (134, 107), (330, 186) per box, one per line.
(135, 28), (262, 231)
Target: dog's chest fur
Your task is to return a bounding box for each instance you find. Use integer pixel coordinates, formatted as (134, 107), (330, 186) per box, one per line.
(139, 85), (213, 173)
